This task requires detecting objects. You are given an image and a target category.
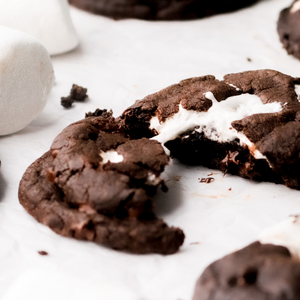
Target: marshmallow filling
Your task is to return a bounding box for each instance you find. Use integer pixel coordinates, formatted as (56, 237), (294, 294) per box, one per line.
(150, 92), (284, 183)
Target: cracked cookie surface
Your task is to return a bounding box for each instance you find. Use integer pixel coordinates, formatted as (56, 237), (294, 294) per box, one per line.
(122, 69), (300, 188)
(18, 112), (184, 254)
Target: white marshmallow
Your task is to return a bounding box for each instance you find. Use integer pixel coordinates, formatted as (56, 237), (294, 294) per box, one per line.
(0, 0), (78, 55)
(295, 85), (300, 101)
(150, 92), (282, 159)
(259, 215), (300, 259)
(100, 150), (124, 164)
(291, 0), (300, 13)
(0, 26), (54, 136)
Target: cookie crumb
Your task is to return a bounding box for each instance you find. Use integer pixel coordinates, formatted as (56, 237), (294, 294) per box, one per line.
(61, 96), (74, 108)
(70, 84), (88, 101)
(38, 251), (48, 256)
(199, 178), (215, 183)
(229, 188), (232, 191)
(207, 172), (217, 176)
(61, 84), (88, 108)
(247, 57), (252, 62)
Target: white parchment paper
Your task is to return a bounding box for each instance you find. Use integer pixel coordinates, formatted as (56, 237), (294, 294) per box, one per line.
(0, 0), (299, 299)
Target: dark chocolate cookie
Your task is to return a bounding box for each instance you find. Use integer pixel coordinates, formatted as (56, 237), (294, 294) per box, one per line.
(68, 0), (259, 20)
(122, 69), (300, 189)
(278, 0), (300, 60)
(193, 242), (300, 300)
(18, 111), (184, 254)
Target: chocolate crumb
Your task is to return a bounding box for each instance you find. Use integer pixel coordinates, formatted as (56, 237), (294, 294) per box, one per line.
(247, 57), (252, 62)
(61, 96), (74, 109)
(38, 251), (48, 256)
(174, 175), (182, 181)
(199, 178), (215, 183)
(229, 188), (232, 191)
(61, 84), (88, 108)
(70, 84), (88, 101)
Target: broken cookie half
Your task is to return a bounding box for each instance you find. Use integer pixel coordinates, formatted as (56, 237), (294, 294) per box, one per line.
(18, 110), (184, 254)
(122, 69), (300, 189)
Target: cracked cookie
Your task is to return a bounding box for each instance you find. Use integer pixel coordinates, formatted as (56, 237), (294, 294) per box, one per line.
(18, 110), (184, 254)
(122, 69), (300, 189)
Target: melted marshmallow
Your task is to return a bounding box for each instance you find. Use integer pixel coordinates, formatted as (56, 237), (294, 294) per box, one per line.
(100, 150), (124, 164)
(227, 83), (240, 91)
(259, 215), (300, 259)
(291, 0), (300, 13)
(0, 26), (54, 135)
(146, 172), (161, 186)
(0, 0), (78, 55)
(150, 92), (282, 159)
(295, 85), (300, 101)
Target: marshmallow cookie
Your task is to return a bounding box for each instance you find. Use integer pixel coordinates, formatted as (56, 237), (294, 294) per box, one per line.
(122, 69), (300, 189)
(68, 0), (259, 20)
(0, 26), (54, 136)
(18, 110), (184, 254)
(192, 241), (300, 300)
(278, 0), (300, 61)
(0, 0), (78, 55)
(193, 217), (300, 299)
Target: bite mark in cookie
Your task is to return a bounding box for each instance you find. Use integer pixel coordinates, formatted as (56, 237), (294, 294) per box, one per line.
(19, 113), (184, 254)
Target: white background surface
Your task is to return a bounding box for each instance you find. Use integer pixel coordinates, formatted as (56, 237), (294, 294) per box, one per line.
(0, 0), (299, 299)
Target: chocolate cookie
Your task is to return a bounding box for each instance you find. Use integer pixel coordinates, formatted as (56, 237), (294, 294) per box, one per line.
(278, 0), (300, 60)
(18, 110), (184, 254)
(122, 69), (300, 189)
(193, 241), (300, 300)
(68, 0), (259, 20)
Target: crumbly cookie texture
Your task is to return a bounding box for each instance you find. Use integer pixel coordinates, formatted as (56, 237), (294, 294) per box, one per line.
(19, 113), (184, 254)
(68, 0), (259, 20)
(122, 69), (300, 189)
(193, 242), (300, 300)
(278, 0), (300, 60)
